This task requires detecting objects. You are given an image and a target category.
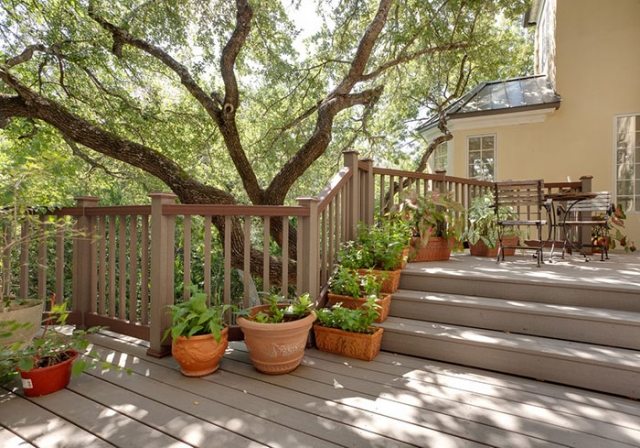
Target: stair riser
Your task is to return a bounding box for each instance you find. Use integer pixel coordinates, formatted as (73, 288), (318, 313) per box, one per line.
(399, 274), (640, 312)
(390, 299), (640, 350)
(381, 331), (640, 399)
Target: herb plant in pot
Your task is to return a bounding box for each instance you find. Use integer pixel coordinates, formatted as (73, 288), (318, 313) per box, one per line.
(462, 193), (519, 257)
(164, 292), (230, 377)
(237, 293), (315, 374)
(327, 266), (390, 323)
(314, 297), (383, 361)
(404, 191), (463, 262)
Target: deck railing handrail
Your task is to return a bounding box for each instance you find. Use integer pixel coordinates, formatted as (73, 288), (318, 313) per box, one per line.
(2, 151), (593, 357)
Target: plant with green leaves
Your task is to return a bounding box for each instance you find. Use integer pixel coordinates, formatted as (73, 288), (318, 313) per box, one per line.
(593, 204), (637, 252)
(248, 293), (313, 324)
(164, 292), (231, 343)
(403, 191), (464, 246)
(0, 301), (126, 384)
(316, 297), (380, 334)
(329, 266), (382, 299)
(462, 192), (519, 248)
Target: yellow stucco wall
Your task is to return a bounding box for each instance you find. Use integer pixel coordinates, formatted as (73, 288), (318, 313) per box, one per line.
(447, 0), (640, 244)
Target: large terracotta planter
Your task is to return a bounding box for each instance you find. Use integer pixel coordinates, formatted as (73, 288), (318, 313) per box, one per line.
(1, 299), (43, 346)
(470, 236), (518, 257)
(172, 327), (229, 377)
(20, 350), (78, 397)
(237, 305), (316, 375)
(327, 293), (391, 323)
(313, 325), (384, 361)
(357, 268), (401, 294)
(410, 237), (453, 262)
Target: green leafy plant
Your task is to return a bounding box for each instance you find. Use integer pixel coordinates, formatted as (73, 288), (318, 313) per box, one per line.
(316, 297), (380, 333)
(402, 191), (464, 246)
(1, 300), (126, 383)
(329, 266), (382, 299)
(248, 293), (314, 324)
(462, 192), (519, 248)
(163, 291), (231, 343)
(593, 204), (637, 252)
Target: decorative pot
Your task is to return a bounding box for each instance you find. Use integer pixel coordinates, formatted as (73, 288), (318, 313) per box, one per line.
(470, 236), (518, 257)
(172, 327), (229, 377)
(327, 293), (391, 323)
(19, 350), (78, 397)
(237, 305), (316, 375)
(313, 325), (384, 361)
(410, 237), (453, 262)
(357, 269), (401, 294)
(399, 247), (410, 269)
(0, 299), (43, 346)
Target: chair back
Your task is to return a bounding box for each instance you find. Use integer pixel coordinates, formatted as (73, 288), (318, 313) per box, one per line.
(494, 179), (545, 219)
(568, 191), (611, 214)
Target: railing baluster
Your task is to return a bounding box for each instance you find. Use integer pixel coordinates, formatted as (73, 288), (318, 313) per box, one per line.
(223, 216), (231, 307)
(262, 216), (270, 293)
(243, 217), (251, 308)
(90, 216), (98, 315)
(2, 223), (12, 298)
(140, 215), (149, 324)
(37, 217), (47, 302)
(97, 216), (106, 316)
(128, 215), (138, 322)
(321, 209), (327, 285)
(204, 217), (212, 303)
(379, 174), (385, 214)
(183, 215), (191, 301)
(108, 216), (116, 318)
(281, 216), (289, 297)
(118, 216), (127, 320)
(19, 220), (29, 299)
(328, 199), (335, 275)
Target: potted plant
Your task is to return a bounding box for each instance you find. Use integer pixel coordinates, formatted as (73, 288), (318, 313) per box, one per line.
(314, 297), (383, 361)
(164, 292), (231, 377)
(590, 204), (637, 253)
(327, 266), (390, 323)
(0, 300), (124, 397)
(237, 293), (316, 374)
(403, 191), (464, 262)
(462, 193), (519, 257)
(338, 216), (412, 293)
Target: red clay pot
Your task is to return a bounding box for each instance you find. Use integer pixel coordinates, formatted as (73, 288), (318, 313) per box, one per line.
(172, 327), (229, 377)
(327, 293), (392, 323)
(470, 236), (518, 257)
(20, 350), (78, 397)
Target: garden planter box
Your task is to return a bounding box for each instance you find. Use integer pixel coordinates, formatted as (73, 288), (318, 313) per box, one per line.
(19, 350), (78, 397)
(410, 237), (453, 262)
(313, 325), (384, 361)
(327, 293), (391, 323)
(357, 269), (401, 294)
(470, 236), (518, 257)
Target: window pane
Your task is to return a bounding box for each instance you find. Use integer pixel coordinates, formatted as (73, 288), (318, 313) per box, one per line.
(617, 180), (633, 195)
(617, 196), (632, 213)
(468, 138), (481, 151)
(468, 150), (481, 162)
(636, 197), (640, 212)
(482, 136), (495, 149)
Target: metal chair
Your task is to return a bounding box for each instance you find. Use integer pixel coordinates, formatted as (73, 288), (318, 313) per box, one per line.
(561, 191), (612, 261)
(494, 180), (548, 267)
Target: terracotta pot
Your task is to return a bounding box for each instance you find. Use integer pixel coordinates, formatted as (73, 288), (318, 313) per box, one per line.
(357, 269), (401, 294)
(237, 305), (316, 375)
(20, 350), (78, 397)
(410, 237), (453, 262)
(172, 327), (229, 377)
(327, 293), (391, 323)
(313, 325), (384, 361)
(399, 247), (410, 269)
(470, 236), (518, 257)
(0, 299), (43, 347)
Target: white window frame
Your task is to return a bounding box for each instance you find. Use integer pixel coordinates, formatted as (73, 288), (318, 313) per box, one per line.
(613, 113), (640, 214)
(428, 142), (449, 173)
(466, 134), (497, 181)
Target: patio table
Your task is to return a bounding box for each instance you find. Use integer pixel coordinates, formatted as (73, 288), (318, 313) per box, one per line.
(544, 191), (597, 258)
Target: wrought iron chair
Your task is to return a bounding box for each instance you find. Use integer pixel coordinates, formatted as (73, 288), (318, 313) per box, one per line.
(494, 180), (548, 267)
(561, 191), (612, 261)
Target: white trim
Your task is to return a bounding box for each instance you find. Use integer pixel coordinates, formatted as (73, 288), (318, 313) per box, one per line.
(613, 112), (640, 214)
(466, 133), (497, 181)
(448, 108), (557, 131)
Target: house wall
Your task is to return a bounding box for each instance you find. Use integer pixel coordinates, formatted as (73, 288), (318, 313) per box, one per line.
(446, 0), (640, 244)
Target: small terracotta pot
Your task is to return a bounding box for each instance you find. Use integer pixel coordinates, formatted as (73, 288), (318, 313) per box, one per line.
(20, 350), (78, 397)
(237, 305), (316, 375)
(326, 293), (391, 323)
(357, 269), (401, 294)
(410, 237), (453, 262)
(313, 325), (384, 361)
(172, 327), (229, 377)
(470, 236), (518, 257)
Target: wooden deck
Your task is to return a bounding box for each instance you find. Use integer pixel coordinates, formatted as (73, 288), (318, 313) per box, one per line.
(2, 330), (640, 447)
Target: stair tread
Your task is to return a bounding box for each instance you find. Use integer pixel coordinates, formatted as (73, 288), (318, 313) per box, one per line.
(393, 289), (640, 325)
(380, 317), (640, 370)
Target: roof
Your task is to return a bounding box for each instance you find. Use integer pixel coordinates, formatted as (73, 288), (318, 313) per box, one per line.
(417, 74), (561, 133)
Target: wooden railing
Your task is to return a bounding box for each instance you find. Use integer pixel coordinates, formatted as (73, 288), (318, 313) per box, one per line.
(0, 151), (594, 357)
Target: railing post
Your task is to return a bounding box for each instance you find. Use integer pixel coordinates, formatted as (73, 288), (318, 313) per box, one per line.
(360, 158), (375, 225)
(435, 170), (447, 194)
(579, 175), (593, 253)
(343, 150), (360, 239)
(296, 197), (320, 303)
(147, 192), (177, 358)
(72, 196), (99, 328)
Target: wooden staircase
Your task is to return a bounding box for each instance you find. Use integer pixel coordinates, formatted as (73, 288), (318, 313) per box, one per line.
(379, 254), (640, 399)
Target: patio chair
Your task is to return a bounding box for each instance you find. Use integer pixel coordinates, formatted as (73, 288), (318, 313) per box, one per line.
(561, 191), (612, 261)
(494, 179), (548, 267)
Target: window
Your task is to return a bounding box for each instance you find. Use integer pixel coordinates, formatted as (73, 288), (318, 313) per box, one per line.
(615, 115), (640, 212)
(468, 135), (495, 181)
(432, 142), (448, 172)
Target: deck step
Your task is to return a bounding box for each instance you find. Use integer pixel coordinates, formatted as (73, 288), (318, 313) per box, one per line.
(379, 317), (640, 399)
(390, 290), (640, 350)
(399, 265), (640, 311)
